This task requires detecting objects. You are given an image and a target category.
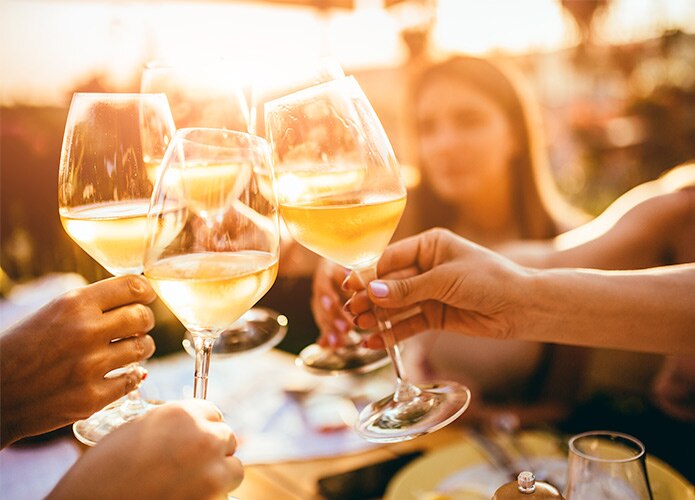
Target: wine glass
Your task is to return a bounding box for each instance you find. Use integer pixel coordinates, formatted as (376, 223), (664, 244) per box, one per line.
(141, 61), (287, 356)
(58, 92), (175, 445)
(565, 431), (653, 499)
(144, 128), (280, 399)
(265, 76), (471, 442)
(252, 58), (382, 375)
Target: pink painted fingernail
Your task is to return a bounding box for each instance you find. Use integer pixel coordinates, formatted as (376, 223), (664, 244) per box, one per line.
(369, 281), (389, 298)
(320, 295), (332, 311)
(334, 319), (348, 333)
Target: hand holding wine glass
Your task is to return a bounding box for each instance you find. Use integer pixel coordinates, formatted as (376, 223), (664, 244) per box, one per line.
(0, 276), (156, 449)
(58, 92), (175, 445)
(265, 76), (470, 441)
(144, 128), (280, 399)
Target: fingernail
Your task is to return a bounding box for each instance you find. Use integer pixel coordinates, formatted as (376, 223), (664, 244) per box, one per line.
(214, 406), (224, 421)
(334, 319), (348, 333)
(320, 295), (332, 311)
(342, 298), (352, 313)
(362, 336), (382, 349)
(369, 281), (389, 298)
(341, 276), (350, 291)
(327, 332), (338, 347)
(131, 276), (146, 293)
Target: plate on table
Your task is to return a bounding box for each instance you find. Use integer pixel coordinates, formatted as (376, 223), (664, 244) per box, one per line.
(385, 430), (694, 500)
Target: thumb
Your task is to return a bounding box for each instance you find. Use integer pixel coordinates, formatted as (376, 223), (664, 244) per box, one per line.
(367, 272), (438, 308)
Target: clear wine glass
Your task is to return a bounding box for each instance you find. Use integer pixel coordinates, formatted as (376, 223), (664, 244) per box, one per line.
(58, 92), (175, 445)
(565, 431), (653, 499)
(144, 128), (280, 399)
(141, 61), (287, 356)
(265, 76), (471, 441)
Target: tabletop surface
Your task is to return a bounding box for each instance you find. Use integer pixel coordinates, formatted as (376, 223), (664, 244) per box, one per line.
(2, 348), (693, 500)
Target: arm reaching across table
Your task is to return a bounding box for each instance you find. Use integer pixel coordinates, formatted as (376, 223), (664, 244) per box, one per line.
(344, 228), (694, 355)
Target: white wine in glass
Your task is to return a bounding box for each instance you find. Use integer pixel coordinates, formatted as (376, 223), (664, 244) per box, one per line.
(58, 92), (175, 445)
(266, 76), (471, 442)
(141, 61), (287, 356)
(144, 128), (280, 399)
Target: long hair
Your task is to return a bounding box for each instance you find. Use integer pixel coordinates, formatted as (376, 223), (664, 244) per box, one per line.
(406, 55), (585, 240)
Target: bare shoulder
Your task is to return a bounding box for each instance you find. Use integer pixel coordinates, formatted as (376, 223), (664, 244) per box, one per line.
(604, 163), (695, 224)
(659, 163), (695, 192)
(551, 165), (695, 268)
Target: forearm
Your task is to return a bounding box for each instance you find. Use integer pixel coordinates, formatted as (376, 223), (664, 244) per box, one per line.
(518, 264), (695, 354)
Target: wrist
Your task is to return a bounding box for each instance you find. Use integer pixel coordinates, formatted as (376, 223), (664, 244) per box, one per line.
(508, 266), (547, 343)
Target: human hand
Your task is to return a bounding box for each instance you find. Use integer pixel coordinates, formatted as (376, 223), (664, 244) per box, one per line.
(48, 399), (243, 500)
(343, 228), (529, 347)
(0, 275), (157, 448)
(310, 258), (352, 347)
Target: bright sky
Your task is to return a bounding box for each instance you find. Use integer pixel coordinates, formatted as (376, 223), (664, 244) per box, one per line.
(0, 0), (693, 106)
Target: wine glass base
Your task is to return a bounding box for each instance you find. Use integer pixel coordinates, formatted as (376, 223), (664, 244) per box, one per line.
(355, 381), (471, 443)
(72, 397), (163, 446)
(182, 308), (288, 357)
(297, 342), (391, 376)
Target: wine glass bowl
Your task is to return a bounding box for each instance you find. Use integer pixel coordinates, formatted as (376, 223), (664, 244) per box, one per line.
(265, 76), (470, 441)
(265, 76), (399, 375)
(565, 431), (653, 499)
(144, 127), (280, 399)
(141, 61), (287, 356)
(58, 92), (175, 445)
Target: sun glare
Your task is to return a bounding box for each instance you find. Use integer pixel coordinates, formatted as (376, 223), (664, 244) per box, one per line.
(434, 0), (576, 54)
(1, 0), (693, 106)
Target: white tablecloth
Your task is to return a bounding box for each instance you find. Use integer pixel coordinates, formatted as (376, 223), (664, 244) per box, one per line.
(143, 349), (390, 464)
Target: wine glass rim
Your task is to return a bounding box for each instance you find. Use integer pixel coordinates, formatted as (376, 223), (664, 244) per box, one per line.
(173, 127), (268, 149)
(568, 430), (646, 462)
(264, 74), (358, 109)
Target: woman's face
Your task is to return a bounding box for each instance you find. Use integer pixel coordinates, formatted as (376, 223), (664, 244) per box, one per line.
(415, 75), (519, 205)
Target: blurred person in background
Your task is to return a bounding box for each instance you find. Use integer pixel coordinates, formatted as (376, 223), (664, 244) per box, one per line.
(313, 55), (591, 428)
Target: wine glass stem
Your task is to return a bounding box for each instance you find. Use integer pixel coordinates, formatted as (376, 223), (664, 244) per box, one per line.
(114, 274), (148, 410)
(355, 266), (421, 403)
(193, 335), (216, 399)
(121, 364), (146, 412)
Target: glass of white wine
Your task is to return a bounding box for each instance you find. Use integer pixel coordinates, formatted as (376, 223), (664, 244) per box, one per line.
(265, 76), (471, 442)
(58, 92), (175, 445)
(144, 128), (280, 399)
(141, 61), (287, 356)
